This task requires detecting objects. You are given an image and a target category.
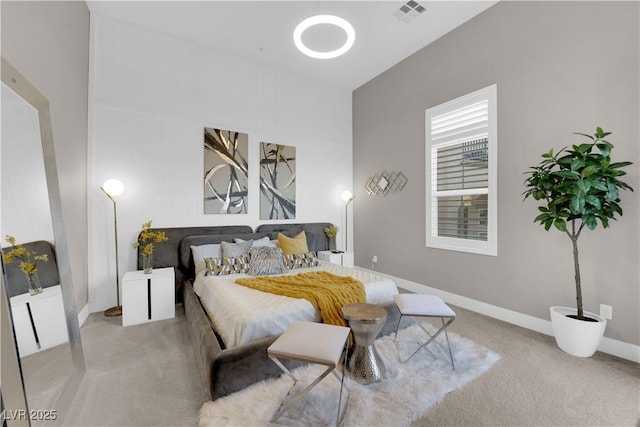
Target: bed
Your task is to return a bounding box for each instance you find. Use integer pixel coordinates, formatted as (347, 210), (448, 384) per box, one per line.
(139, 223), (401, 399)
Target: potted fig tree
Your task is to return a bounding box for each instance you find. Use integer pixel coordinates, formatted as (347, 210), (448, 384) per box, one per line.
(523, 127), (633, 357)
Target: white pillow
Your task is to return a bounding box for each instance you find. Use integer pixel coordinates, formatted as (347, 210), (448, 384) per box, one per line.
(191, 244), (221, 275)
(235, 235), (275, 248)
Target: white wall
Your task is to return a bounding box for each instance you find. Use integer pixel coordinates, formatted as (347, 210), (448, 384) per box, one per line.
(88, 15), (353, 312)
(1, 85), (55, 245)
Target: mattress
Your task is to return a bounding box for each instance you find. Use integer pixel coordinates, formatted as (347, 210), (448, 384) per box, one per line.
(193, 260), (399, 348)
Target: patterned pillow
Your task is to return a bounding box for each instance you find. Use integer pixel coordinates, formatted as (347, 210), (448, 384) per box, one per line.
(283, 252), (319, 270)
(247, 246), (288, 276)
(205, 255), (250, 276)
(278, 231), (309, 255)
(221, 240), (253, 258)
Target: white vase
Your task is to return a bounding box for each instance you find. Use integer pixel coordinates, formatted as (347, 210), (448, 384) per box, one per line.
(550, 306), (606, 357)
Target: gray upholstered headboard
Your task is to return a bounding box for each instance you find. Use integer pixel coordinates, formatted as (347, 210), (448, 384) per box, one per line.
(137, 223), (333, 301)
(2, 240), (59, 298)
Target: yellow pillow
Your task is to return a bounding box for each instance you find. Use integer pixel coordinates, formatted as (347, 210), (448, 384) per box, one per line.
(278, 231), (309, 255)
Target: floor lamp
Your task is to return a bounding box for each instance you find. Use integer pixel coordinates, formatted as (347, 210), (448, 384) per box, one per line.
(341, 190), (355, 252)
(101, 179), (124, 317)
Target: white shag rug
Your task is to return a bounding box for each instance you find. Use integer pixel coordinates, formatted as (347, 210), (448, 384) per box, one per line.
(199, 321), (500, 427)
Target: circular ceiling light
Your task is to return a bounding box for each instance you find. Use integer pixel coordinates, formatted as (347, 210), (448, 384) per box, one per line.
(293, 15), (355, 59)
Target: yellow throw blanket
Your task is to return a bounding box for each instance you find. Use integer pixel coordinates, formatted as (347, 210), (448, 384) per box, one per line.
(235, 271), (366, 327)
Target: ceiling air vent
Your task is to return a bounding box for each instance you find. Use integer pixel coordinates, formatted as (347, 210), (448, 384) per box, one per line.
(394, 0), (426, 23)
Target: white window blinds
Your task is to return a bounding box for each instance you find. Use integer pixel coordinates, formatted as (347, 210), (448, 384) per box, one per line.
(426, 84), (497, 256)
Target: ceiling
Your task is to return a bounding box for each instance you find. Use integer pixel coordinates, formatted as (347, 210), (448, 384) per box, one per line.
(86, 1), (497, 90)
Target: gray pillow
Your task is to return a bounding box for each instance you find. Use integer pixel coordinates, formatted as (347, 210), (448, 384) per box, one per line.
(247, 246), (288, 276)
(221, 240), (253, 258)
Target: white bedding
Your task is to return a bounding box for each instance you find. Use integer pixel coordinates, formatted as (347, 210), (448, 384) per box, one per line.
(193, 260), (399, 348)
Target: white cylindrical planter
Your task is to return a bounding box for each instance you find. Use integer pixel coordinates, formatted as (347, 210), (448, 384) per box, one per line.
(550, 306), (607, 357)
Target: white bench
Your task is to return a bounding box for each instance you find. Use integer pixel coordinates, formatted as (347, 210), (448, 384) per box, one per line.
(268, 321), (350, 426)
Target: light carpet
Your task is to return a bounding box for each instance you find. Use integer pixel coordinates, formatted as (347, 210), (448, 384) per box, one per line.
(199, 321), (500, 427)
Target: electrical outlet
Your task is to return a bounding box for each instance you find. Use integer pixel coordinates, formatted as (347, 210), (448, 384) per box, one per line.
(600, 304), (613, 320)
(372, 255), (378, 263)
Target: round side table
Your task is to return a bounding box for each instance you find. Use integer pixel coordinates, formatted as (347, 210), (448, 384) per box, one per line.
(342, 303), (387, 384)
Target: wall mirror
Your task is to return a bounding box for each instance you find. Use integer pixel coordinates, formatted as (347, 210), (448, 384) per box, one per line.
(1, 58), (85, 425)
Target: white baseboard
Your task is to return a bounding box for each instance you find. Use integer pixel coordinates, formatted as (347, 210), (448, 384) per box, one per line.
(77, 303), (90, 327)
(357, 267), (640, 363)
(599, 336), (640, 363)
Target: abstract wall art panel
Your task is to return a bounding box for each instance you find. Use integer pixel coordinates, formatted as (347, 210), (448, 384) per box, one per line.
(203, 127), (249, 214)
(259, 142), (296, 219)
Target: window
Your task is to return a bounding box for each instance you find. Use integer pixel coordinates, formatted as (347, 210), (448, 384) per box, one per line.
(425, 84), (497, 256)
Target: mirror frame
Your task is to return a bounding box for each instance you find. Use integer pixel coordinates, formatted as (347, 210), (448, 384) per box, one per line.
(1, 57), (85, 424)
(1, 274), (28, 426)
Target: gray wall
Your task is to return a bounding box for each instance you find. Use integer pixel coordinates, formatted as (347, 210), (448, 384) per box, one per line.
(1, 1), (90, 310)
(353, 1), (639, 345)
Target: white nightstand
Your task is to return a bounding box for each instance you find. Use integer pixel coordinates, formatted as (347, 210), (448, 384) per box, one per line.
(122, 267), (175, 327)
(318, 251), (354, 268)
(10, 285), (68, 357)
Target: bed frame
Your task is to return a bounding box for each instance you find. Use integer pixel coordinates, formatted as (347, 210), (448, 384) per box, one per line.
(138, 222), (400, 400)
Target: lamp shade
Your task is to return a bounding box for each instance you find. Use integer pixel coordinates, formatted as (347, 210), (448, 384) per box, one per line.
(102, 179), (124, 197)
(341, 190), (354, 203)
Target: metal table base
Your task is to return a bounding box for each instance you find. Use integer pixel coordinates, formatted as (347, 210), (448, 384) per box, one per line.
(343, 303), (387, 384)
